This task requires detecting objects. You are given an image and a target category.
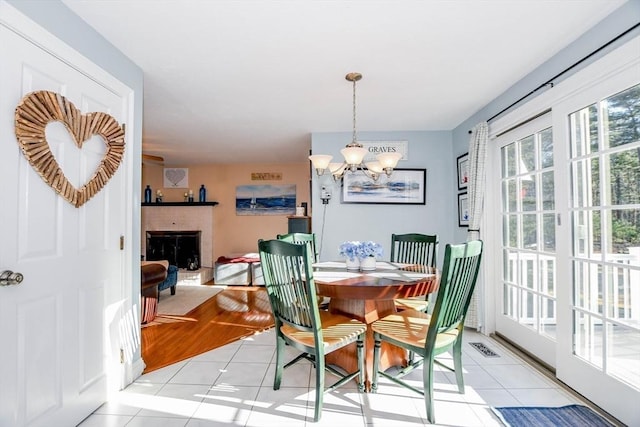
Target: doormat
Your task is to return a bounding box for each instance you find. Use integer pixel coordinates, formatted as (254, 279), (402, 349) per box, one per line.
(492, 404), (615, 427)
(469, 342), (499, 357)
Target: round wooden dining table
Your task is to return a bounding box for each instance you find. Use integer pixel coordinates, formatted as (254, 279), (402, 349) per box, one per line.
(312, 262), (440, 391)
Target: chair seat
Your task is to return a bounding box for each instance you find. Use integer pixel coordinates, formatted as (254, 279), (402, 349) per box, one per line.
(281, 311), (366, 352)
(394, 297), (429, 312)
(371, 309), (459, 349)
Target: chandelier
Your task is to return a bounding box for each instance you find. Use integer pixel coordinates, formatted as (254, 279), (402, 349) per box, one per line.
(309, 73), (402, 182)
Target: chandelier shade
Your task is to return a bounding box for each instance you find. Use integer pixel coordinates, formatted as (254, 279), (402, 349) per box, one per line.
(309, 72), (401, 182)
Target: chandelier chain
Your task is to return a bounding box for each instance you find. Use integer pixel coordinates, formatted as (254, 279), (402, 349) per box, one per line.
(352, 78), (357, 144)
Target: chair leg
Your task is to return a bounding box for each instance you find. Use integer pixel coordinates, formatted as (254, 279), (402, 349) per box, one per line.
(314, 350), (325, 422)
(371, 333), (381, 393)
(357, 334), (365, 392)
(453, 336), (465, 393)
(170, 285), (176, 295)
(424, 356), (435, 424)
(274, 335), (285, 390)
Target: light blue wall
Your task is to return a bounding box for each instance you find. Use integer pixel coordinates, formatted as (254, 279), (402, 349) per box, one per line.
(311, 2), (639, 256)
(310, 131), (453, 262)
(450, 0), (640, 243)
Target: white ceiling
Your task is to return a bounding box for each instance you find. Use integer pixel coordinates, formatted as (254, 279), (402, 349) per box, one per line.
(61, 0), (626, 166)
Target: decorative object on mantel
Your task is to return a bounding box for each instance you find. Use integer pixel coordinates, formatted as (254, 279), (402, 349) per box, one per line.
(164, 168), (188, 188)
(144, 185), (152, 203)
(156, 189), (163, 203)
(199, 184), (206, 202)
(339, 241), (383, 271)
(14, 90), (125, 208)
(308, 72), (402, 182)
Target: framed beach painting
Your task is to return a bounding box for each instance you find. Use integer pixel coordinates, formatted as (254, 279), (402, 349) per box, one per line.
(236, 184), (296, 215)
(342, 168), (426, 205)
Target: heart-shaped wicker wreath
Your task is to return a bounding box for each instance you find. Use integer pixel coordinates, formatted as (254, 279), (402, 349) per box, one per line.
(14, 91), (125, 207)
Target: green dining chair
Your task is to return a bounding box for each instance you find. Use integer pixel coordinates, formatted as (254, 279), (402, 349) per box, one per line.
(258, 239), (366, 422)
(276, 232), (319, 262)
(390, 233), (438, 312)
(277, 232), (328, 308)
(371, 240), (483, 424)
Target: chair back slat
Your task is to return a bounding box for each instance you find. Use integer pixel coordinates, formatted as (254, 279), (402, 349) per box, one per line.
(277, 232), (319, 263)
(390, 233), (438, 267)
(427, 241), (483, 339)
(258, 239), (320, 332)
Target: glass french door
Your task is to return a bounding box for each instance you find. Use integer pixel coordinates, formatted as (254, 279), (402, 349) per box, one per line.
(494, 115), (558, 367)
(554, 80), (640, 424)
(491, 44), (639, 424)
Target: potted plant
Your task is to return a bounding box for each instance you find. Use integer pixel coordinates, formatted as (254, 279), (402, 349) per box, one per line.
(339, 241), (383, 270)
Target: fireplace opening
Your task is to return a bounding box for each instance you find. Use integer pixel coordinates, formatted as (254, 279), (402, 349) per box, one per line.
(146, 230), (201, 270)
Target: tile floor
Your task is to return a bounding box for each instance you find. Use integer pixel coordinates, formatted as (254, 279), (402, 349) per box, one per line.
(79, 329), (589, 427)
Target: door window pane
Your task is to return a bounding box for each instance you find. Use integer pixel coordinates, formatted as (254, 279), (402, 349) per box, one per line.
(542, 213), (556, 252)
(540, 297), (557, 339)
(540, 128), (554, 168)
(604, 84), (640, 149)
(541, 171), (555, 210)
(503, 144), (517, 177)
(574, 311), (604, 369)
(520, 135), (536, 173)
(521, 178), (537, 211)
(522, 214), (537, 249)
(569, 84), (640, 389)
(606, 150), (640, 206)
(607, 323), (640, 388)
(503, 283), (517, 319)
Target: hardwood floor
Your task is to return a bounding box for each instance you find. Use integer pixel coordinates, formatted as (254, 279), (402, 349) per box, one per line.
(141, 285), (274, 373)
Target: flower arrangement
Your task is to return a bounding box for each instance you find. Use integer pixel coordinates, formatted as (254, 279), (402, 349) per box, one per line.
(339, 241), (383, 261)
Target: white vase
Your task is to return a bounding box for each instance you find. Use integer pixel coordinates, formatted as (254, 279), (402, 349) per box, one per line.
(345, 257), (360, 270)
(360, 256), (376, 271)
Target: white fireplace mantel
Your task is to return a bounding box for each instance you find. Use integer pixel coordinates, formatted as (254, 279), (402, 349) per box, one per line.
(141, 204), (216, 268)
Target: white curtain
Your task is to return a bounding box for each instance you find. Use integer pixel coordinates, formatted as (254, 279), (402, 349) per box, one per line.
(467, 122), (488, 241)
(464, 121), (488, 329)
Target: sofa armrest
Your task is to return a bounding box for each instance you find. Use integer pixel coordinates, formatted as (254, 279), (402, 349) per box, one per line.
(142, 260), (169, 270)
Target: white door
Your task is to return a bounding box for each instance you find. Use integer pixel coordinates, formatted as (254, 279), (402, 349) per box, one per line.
(0, 8), (133, 427)
(553, 59), (640, 426)
(488, 35), (640, 426)
(492, 114), (558, 367)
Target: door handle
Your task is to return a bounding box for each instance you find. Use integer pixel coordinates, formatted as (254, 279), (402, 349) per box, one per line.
(0, 270), (24, 286)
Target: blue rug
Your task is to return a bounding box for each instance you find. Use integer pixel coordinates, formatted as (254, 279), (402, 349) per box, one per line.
(493, 404), (614, 427)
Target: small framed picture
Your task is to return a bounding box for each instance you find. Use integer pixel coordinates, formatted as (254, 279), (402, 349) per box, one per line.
(164, 168), (189, 188)
(457, 153), (469, 190)
(458, 192), (470, 227)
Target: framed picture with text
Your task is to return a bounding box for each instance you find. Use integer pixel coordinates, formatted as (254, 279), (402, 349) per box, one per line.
(457, 153), (469, 190)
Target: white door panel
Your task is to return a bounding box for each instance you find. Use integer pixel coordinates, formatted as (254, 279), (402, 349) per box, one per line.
(0, 10), (131, 427)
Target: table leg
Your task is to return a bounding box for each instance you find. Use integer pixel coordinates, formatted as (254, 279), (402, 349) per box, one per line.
(325, 298), (407, 391)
